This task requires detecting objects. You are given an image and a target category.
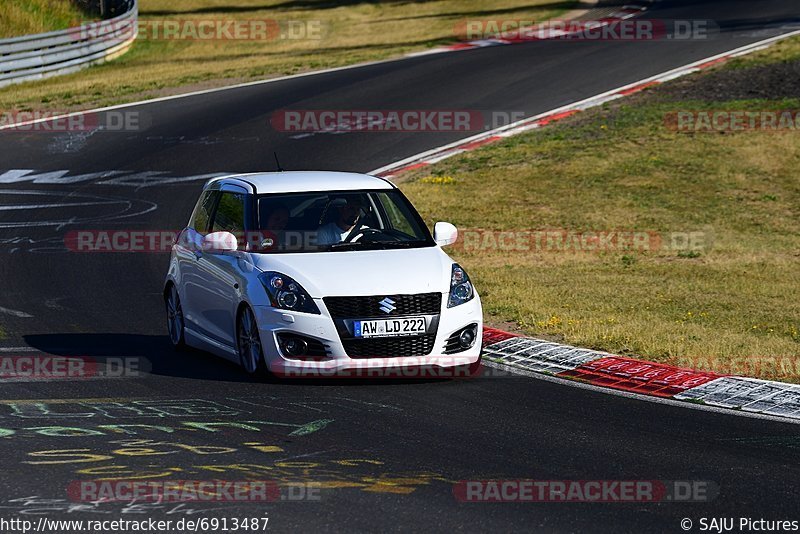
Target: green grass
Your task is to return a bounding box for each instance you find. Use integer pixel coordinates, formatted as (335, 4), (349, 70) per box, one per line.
(1, 0), (576, 111)
(726, 34), (800, 68)
(399, 36), (800, 382)
(0, 0), (93, 38)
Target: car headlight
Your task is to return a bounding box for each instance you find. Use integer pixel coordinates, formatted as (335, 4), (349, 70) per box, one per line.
(258, 272), (320, 314)
(448, 263), (475, 308)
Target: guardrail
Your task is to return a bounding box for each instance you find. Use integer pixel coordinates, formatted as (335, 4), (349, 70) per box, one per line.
(0, 0), (137, 88)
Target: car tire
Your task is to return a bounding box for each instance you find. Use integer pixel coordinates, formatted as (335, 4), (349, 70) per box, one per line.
(165, 284), (186, 350)
(237, 306), (267, 376)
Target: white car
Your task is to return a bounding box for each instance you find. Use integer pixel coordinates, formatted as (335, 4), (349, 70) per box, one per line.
(164, 171), (482, 377)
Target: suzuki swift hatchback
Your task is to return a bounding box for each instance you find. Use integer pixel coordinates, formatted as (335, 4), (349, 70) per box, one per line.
(164, 171), (482, 377)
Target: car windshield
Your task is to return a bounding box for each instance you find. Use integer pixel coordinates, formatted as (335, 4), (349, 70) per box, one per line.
(254, 189), (435, 253)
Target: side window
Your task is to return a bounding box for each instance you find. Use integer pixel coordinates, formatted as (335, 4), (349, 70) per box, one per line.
(189, 190), (219, 234)
(211, 191), (246, 236)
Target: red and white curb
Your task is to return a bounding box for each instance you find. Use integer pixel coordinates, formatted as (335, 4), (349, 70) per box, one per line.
(406, 5), (649, 57)
(481, 327), (800, 420)
(372, 28), (800, 180)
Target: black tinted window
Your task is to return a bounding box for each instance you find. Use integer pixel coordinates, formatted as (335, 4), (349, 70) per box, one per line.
(189, 190), (218, 233)
(212, 191), (246, 235)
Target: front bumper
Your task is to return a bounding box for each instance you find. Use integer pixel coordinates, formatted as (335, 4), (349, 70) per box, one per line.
(253, 294), (482, 377)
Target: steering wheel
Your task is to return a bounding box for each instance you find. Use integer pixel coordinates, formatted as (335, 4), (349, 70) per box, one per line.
(343, 227), (384, 243)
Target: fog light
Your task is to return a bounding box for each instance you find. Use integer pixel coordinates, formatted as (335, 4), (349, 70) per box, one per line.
(459, 327), (476, 349)
(283, 338), (308, 357)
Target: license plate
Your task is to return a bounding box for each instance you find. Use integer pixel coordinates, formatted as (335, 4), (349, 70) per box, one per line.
(354, 317), (427, 338)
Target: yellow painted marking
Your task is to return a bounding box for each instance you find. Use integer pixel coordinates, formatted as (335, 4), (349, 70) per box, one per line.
(75, 465), (179, 480)
(304, 481), (366, 490)
(362, 477), (433, 486)
(333, 459), (384, 466)
(362, 485), (417, 494)
(245, 444), (284, 453)
(274, 461), (320, 468)
(24, 449), (113, 465)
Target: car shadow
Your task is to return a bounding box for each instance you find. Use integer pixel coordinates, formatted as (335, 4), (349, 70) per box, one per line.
(21, 333), (464, 386)
(23, 332), (254, 383)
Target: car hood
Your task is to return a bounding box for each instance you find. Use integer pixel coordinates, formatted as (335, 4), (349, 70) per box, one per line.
(251, 246), (453, 297)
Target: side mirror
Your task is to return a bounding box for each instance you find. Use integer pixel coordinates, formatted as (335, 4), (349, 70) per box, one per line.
(433, 222), (458, 247)
(203, 231), (238, 253)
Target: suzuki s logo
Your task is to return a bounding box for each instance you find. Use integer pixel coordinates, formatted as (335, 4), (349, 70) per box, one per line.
(379, 297), (396, 314)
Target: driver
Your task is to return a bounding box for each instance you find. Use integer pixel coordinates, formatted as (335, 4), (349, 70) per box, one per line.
(316, 196), (370, 245)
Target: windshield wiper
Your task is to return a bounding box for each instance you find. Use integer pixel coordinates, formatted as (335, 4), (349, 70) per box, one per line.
(327, 241), (367, 250)
(373, 241), (415, 248)
(327, 240), (419, 251)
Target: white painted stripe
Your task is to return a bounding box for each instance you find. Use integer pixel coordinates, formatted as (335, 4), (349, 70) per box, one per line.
(404, 49), (453, 58)
(0, 201), (125, 210)
(483, 336), (608, 374)
(370, 29), (800, 178)
(675, 376), (736, 400)
(697, 377), (766, 407)
(0, 170), (227, 188)
(0, 306), (33, 318)
(675, 376), (800, 419)
(0, 347), (38, 352)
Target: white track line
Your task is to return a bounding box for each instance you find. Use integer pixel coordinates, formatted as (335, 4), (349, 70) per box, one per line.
(0, 307), (33, 318)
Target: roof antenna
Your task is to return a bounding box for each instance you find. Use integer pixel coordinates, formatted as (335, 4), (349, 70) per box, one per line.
(274, 152), (284, 172)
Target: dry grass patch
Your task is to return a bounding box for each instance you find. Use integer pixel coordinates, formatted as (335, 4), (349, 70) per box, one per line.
(0, 0), (93, 38)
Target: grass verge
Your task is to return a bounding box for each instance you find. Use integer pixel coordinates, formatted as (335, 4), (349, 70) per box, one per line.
(400, 36), (800, 382)
(0, 0), (575, 112)
(0, 0), (94, 38)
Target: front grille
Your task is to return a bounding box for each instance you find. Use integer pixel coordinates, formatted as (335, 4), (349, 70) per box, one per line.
(342, 334), (436, 358)
(324, 293), (442, 318)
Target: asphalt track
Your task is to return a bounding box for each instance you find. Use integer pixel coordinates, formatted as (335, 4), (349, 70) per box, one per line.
(0, 0), (799, 531)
